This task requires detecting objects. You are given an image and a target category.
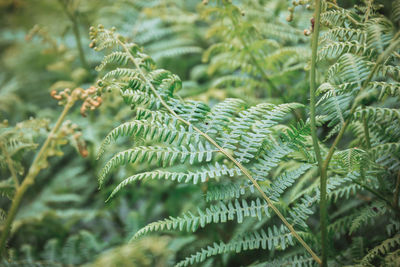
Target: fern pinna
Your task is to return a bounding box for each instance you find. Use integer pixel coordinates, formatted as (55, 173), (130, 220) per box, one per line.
(91, 25), (322, 265)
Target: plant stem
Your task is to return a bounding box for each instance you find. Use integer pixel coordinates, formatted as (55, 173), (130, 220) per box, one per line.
(118, 39), (322, 265)
(0, 143), (19, 188)
(362, 106), (371, 149)
(0, 101), (73, 257)
(58, 0), (89, 70)
(309, 1), (327, 266)
(393, 171), (400, 209)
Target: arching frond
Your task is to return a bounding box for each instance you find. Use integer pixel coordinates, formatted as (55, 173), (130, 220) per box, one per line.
(175, 226), (294, 267)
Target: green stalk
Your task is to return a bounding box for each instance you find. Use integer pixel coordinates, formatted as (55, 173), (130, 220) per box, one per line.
(393, 171), (400, 209)
(309, 1), (327, 266)
(361, 106), (371, 149)
(58, 0), (89, 70)
(0, 101), (73, 257)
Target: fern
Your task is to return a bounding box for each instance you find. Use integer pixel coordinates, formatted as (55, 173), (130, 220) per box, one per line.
(92, 25), (321, 264)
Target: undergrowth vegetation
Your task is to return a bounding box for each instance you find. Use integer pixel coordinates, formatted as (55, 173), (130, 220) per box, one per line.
(0, 0), (399, 266)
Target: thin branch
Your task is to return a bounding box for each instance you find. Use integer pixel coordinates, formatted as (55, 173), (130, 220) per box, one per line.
(117, 38), (322, 265)
(58, 0), (89, 70)
(362, 106), (371, 149)
(0, 99), (74, 257)
(309, 1), (327, 266)
(393, 171), (400, 209)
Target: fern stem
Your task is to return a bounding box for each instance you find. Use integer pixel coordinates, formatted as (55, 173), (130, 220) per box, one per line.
(362, 106), (371, 149)
(309, 1), (327, 266)
(0, 100), (73, 257)
(58, 0), (89, 70)
(394, 171), (400, 209)
(0, 142), (20, 188)
(117, 38), (322, 265)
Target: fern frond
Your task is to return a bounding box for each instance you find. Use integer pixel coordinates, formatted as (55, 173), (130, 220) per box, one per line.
(349, 201), (387, 234)
(152, 46), (202, 61)
(133, 198), (270, 239)
(365, 18), (394, 54)
(97, 119), (201, 159)
(371, 81), (400, 98)
(328, 213), (357, 237)
(331, 148), (369, 172)
(121, 89), (161, 109)
(360, 234), (400, 265)
(108, 162), (241, 200)
(318, 41), (365, 61)
(99, 143), (216, 186)
(250, 253), (315, 267)
(0, 178), (15, 199)
(320, 27), (365, 43)
(93, 25), (320, 264)
(320, 9), (357, 27)
(205, 183), (245, 202)
(353, 107), (400, 122)
(201, 98), (246, 134)
(102, 67), (141, 82)
(175, 226), (294, 267)
(249, 144), (294, 182)
(327, 172), (363, 202)
(369, 143), (400, 157)
(96, 51), (130, 71)
(266, 164), (313, 202)
(394, 0), (400, 25)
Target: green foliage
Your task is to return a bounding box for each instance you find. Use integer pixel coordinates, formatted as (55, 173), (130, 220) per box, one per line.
(200, 0), (310, 102)
(92, 23), (319, 265)
(1, 0), (400, 266)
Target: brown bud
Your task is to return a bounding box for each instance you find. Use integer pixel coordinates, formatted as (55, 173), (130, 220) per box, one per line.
(304, 29), (311, 36)
(50, 90), (62, 100)
(80, 104), (88, 117)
